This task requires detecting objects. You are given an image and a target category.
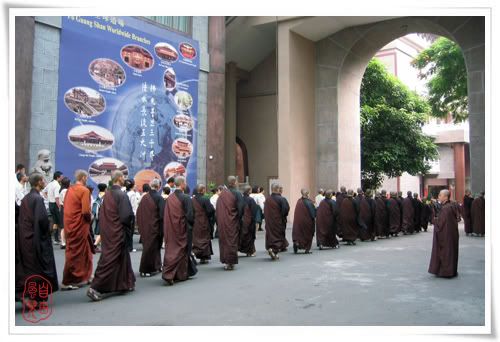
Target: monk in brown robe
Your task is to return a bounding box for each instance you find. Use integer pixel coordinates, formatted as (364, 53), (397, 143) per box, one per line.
(366, 190), (378, 240)
(471, 192), (485, 237)
(387, 192), (401, 236)
(136, 178), (164, 277)
(462, 189), (474, 236)
(239, 185), (258, 256)
(87, 171), (135, 301)
(216, 176), (245, 270)
(192, 183), (215, 264)
(292, 188), (316, 254)
(162, 176), (197, 285)
(374, 191), (389, 238)
(402, 191), (415, 235)
(316, 189), (339, 249)
(428, 190), (459, 278)
(62, 170), (94, 290)
(355, 188), (373, 241)
(421, 198), (432, 232)
(16, 173), (59, 302)
(335, 186), (347, 238)
(413, 193), (423, 233)
(339, 189), (361, 245)
(397, 191), (404, 233)
(265, 183), (290, 260)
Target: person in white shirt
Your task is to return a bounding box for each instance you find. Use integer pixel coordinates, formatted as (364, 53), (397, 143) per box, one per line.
(315, 189), (325, 208)
(250, 186), (266, 231)
(210, 185), (223, 238)
(15, 173), (28, 206)
(125, 179), (140, 252)
(42, 171), (63, 244)
(58, 177), (71, 249)
(15, 173), (29, 225)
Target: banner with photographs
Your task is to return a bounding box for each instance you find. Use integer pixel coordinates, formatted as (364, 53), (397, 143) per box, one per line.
(56, 16), (200, 192)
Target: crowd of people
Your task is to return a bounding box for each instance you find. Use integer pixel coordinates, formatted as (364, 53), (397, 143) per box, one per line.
(14, 164), (485, 305)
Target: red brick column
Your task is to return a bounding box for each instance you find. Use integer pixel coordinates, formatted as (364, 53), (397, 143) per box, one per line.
(453, 143), (466, 203)
(207, 17), (226, 186)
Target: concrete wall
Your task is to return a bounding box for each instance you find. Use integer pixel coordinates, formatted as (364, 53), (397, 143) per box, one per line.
(24, 16), (210, 184)
(192, 16), (209, 185)
(278, 26), (316, 219)
(29, 20), (60, 171)
(437, 144), (455, 179)
(237, 51), (278, 192)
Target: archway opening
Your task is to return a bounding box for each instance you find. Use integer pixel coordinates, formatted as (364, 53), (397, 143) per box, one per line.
(358, 33), (470, 202)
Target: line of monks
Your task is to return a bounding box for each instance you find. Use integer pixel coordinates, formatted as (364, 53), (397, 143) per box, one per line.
(15, 170), (485, 306)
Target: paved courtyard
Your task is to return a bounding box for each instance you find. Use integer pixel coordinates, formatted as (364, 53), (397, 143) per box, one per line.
(15, 223), (485, 326)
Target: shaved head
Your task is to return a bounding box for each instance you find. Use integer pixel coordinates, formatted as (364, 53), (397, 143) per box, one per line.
(111, 170), (124, 185)
(196, 183), (206, 193)
(438, 189), (450, 203)
(244, 185), (252, 195)
(75, 170), (89, 184)
(174, 176), (186, 187)
(301, 188), (310, 198)
(271, 183), (280, 193)
(227, 175), (237, 188)
(150, 178), (161, 190)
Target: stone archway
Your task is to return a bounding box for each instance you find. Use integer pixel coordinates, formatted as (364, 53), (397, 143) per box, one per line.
(315, 16), (485, 193)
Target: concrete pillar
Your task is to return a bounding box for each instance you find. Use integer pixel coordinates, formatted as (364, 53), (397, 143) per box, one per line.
(277, 24), (316, 221)
(453, 143), (466, 203)
(456, 16), (485, 194)
(15, 16), (36, 169)
(206, 16), (225, 186)
(224, 62), (237, 179)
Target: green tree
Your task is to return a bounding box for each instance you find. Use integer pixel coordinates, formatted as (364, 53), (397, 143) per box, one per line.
(360, 59), (438, 190)
(411, 37), (468, 123)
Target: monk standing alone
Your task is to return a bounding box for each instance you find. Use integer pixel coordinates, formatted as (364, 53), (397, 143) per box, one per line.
(62, 170), (94, 290)
(87, 171), (135, 301)
(428, 190), (460, 278)
(216, 176), (245, 270)
(292, 188), (316, 254)
(264, 183), (290, 260)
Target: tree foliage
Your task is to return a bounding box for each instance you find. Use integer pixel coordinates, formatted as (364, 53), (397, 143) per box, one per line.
(360, 59), (438, 191)
(411, 37), (468, 123)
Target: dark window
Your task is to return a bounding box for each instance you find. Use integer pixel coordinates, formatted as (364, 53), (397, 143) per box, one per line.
(142, 16), (192, 35)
